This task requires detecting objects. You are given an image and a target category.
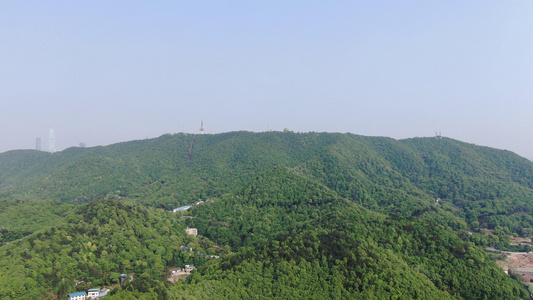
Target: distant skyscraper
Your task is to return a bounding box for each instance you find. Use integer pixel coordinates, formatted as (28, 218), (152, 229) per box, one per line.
(36, 138), (41, 151)
(200, 121), (204, 134)
(79, 142), (86, 148)
(49, 129), (55, 153)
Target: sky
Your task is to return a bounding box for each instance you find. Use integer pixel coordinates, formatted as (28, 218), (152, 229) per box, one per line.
(1, 1), (533, 158)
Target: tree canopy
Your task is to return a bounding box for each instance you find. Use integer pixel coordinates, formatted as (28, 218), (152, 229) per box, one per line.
(1, 131), (532, 298)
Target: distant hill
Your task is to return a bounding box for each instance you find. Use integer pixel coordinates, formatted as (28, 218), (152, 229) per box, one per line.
(2, 131), (533, 233)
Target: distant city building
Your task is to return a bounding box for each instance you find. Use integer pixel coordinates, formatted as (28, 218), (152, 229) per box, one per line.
(79, 142), (86, 148)
(48, 128), (55, 153)
(200, 121), (204, 134)
(36, 138), (41, 151)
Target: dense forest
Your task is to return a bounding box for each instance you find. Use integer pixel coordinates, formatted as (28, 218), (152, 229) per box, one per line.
(1, 131), (533, 298)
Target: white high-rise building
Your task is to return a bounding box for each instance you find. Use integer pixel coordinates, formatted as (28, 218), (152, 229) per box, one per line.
(49, 129), (55, 153)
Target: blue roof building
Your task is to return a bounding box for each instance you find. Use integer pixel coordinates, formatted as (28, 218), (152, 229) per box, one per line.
(68, 291), (87, 300)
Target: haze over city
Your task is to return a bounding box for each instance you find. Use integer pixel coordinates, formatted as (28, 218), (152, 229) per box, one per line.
(1, 1), (532, 158)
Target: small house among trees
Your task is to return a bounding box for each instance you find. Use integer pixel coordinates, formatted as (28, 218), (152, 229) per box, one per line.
(68, 291), (87, 300)
(185, 227), (198, 236)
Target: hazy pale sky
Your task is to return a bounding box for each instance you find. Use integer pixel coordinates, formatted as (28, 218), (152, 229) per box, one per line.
(1, 1), (533, 158)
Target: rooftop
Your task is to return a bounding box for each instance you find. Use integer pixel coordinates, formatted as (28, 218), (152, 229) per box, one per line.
(173, 205), (191, 211)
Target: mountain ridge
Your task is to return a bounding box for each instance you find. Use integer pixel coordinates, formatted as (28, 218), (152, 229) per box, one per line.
(2, 131), (533, 233)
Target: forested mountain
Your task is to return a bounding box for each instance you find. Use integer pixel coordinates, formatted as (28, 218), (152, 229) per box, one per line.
(1, 131), (533, 298)
(2, 131), (533, 233)
(181, 167), (526, 299)
(106, 167), (527, 299)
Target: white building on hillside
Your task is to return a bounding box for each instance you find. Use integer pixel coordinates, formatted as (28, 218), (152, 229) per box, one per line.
(185, 227), (198, 236)
(68, 291), (87, 300)
(87, 288), (100, 299)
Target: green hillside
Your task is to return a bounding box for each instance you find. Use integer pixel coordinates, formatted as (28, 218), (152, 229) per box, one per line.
(2, 132), (533, 233)
(0, 200), (193, 299)
(107, 167), (527, 299)
(1, 131), (533, 298)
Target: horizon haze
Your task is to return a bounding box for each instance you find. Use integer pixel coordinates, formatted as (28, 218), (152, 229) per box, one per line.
(1, 1), (533, 159)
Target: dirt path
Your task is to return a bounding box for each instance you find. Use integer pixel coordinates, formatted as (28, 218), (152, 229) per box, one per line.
(496, 252), (533, 282)
(167, 271), (190, 283)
